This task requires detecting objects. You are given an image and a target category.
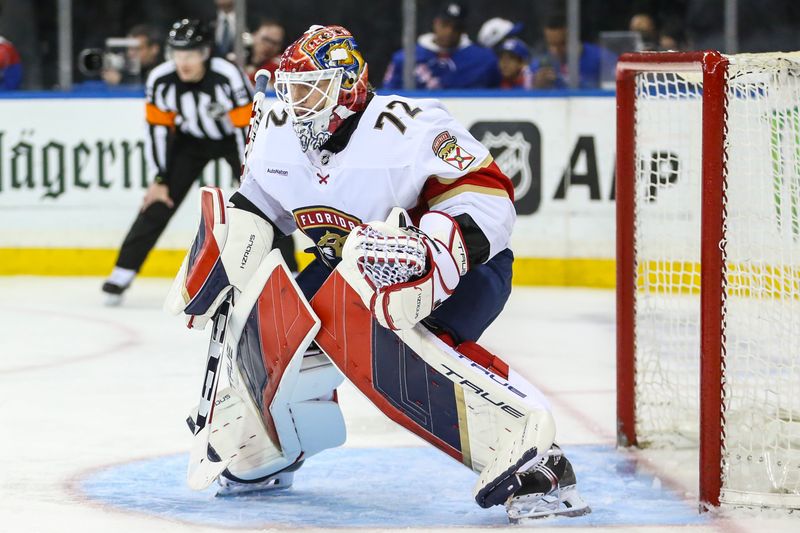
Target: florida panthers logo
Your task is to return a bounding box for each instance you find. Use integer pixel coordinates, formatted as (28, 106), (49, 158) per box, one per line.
(296, 27), (365, 84)
(293, 206), (362, 268)
(316, 231), (348, 262)
(326, 41), (365, 90)
(292, 120), (332, 152)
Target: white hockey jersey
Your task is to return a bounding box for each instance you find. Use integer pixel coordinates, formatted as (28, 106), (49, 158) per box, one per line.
(239, 94), (515, 267)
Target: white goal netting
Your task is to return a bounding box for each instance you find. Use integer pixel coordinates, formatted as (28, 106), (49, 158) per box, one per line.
(632, 53), (800, 508)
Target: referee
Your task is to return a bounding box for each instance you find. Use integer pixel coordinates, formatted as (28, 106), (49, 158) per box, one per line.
(103, 19), (295, 302)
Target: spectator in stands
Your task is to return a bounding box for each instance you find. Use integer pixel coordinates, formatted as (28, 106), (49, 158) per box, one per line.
(383, 1), (499, 90)
(477, 17), (524, 49)
(0, 34), (21, 90)
(658, 17), (689, 51)
(530, 12), (617, 89)
(214, 0), (238, 59)
(629, 12), (659, 51)
(102, 25), (163, 86)
(245, 19), (284, 86)
(497, 38), (533, 89)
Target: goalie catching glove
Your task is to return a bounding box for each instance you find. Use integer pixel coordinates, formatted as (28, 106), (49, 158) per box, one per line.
(164, 186), (274, 329)
(342, 210), (469, 330)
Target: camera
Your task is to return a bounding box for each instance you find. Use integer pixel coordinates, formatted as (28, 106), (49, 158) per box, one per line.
(78, 37), (143, 80)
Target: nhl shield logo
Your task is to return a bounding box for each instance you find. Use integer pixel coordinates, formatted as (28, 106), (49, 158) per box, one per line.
(479, 131), (532, 201)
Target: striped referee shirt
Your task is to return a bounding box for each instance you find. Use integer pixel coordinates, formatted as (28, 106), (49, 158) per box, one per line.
(144, 57), (254, 184)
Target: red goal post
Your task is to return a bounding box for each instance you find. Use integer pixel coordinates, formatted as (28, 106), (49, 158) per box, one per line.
(616, 50), (800, 510)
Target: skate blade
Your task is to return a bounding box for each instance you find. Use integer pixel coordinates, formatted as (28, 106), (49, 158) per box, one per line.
(104, 293), (124, 307)
(215, 481), (293, 498)
(508, 503), (591, 522)
(507, 486), (591, 522)
(216, 473), (294, 498)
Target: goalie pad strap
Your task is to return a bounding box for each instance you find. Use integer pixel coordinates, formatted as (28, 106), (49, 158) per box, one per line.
(437, 333), (510, 380)
(473, 410), (555, 507)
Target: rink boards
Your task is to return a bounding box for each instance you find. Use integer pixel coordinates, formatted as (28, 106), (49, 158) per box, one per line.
(0, 90), (617, 286)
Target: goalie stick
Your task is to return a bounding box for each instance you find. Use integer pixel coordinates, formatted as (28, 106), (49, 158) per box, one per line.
(239, 68), (271, 183)
(186, 291), (234, 489)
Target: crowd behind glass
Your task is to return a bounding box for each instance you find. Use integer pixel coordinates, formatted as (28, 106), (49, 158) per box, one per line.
(2, 0), (796, 93)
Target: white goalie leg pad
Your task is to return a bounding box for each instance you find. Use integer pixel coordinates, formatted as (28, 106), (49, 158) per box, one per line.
(200, 250), (345, 482)
(290, 347), (347, 458)
(164, 186), (274, 330)
(205, 356), (345, 482)
(472, 406), (556, 508)
(384, 330), (557, 509)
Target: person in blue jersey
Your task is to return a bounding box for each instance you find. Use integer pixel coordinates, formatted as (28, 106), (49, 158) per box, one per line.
(530, 12), (617, 90)
(497, 38), (533, 90)
(382, 2), (499, 90)
(0, 35), (21, 90)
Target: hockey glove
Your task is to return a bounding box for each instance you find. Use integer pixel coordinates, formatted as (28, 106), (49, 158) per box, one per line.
(343, 210), (469, 330)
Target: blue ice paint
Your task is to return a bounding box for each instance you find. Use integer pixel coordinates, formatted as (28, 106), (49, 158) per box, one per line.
(77, 445), (707, 529)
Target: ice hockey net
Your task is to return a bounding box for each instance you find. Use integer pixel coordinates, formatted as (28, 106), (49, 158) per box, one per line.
(616, 51), (800, 509)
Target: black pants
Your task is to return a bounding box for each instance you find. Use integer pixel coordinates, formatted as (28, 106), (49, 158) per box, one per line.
(115, 134), (297, 272)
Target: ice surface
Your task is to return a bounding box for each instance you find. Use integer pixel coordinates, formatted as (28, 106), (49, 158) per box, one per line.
(76, 446), (706, 529)
(0, 277), (795, 532)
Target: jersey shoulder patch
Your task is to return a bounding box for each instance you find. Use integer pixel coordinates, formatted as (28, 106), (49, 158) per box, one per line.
(431, 129), (476, 171)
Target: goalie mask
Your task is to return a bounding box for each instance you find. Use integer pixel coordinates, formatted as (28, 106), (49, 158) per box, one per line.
(275, 25), (370, 152)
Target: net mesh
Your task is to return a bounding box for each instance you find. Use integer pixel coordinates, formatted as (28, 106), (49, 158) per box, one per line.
(632, 53), (800, 507)
(634, 70), (704, 446)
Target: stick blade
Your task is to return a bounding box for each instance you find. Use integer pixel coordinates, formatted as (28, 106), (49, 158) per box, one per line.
(186, 426), (232, 490)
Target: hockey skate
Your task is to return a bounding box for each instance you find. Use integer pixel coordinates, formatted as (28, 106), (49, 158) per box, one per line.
(101, 281), (128, 306)
(102, 267), (135, 306)
(215, 464), (300, 497)
(505, 445), (591, 522)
